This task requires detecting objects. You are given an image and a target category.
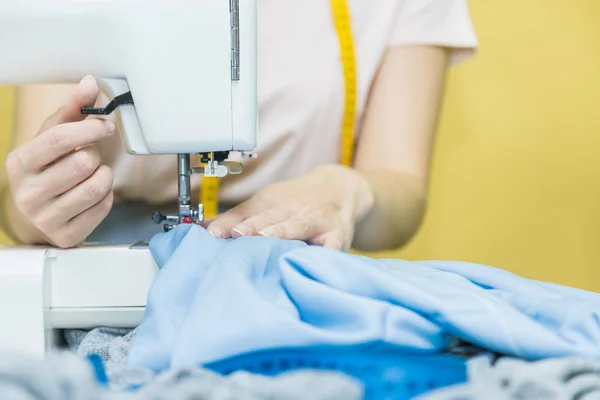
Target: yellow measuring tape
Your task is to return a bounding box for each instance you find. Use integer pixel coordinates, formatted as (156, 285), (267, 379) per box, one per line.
(199, 162), (220, 218)
(200, 0), (357, 218)
(330, 0), (357, 168)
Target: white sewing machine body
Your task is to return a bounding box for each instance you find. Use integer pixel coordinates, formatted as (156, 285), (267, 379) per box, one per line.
(0, 245), (157, 357)
(0, 0), (258, 356)
(0, 0), (257, 154)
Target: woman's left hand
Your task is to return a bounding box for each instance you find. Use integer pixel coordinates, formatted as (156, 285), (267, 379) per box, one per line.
(202, 164), (375, 251)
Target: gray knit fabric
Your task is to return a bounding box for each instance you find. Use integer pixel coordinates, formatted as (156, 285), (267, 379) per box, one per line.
(0, 348), (362, 400)
(0, 351), (102, 400)
(417, 354), (600, 400)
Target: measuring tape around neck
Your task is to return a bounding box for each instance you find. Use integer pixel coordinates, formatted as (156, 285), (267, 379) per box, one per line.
(200, 0), (357, 218)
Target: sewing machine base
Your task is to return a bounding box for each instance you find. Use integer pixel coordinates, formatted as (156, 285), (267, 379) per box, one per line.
(0, 244), (157, 357)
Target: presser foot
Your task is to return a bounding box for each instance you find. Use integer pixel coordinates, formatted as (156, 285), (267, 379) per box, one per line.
(151, 203), (204, 232)
(151, 151), (255, 233)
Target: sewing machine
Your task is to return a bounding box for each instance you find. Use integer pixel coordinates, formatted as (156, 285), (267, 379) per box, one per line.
(0, 0), (257, 357)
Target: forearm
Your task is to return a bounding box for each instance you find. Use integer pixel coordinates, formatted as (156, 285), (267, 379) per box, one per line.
(349, 45), (450, 251)
(352, 169), (426, 252)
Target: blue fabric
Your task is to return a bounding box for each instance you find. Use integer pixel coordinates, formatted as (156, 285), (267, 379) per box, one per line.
(127, 225), (600, 373)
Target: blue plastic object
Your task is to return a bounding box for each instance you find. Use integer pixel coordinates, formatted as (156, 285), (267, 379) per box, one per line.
(204, 346), (467, 399)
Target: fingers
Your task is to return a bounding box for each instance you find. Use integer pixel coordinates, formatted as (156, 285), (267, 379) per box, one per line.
(205, 203), (351, 250)
(199, 213), (223, 229)
(11, 163), (114, 249)
(258, 216), (318, 242)
(311, 231), (349, 251)
(9, 118), (114, 173)
(206, 202), (253, 238)
(51, 165), (114, 225)
(39, 75), (99, 132)
(34, 145), (101, 201)
(257, 217), (350, 250)
(53, 191), (114, 248)
(230, 208), (290, 238)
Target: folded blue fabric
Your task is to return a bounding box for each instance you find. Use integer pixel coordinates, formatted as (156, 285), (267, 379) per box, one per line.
(127, 225), (600, 372)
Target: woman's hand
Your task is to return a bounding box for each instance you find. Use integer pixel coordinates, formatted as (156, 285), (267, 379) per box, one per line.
(3, 76), (115, 248)
(203, 164), (375, 251)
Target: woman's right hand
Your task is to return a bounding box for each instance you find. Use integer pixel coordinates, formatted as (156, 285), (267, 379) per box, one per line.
(4, 76), (115, 248)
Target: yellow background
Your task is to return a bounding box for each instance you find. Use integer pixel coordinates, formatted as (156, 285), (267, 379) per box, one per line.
(1, 1), (600, 290)
(0, 87), (13, 245)
(389, 0), (600, 291)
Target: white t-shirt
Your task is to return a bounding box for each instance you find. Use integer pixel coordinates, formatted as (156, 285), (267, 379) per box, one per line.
(99, 0), (478, 206)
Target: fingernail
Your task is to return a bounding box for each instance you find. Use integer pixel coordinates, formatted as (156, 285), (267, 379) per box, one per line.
(208, 226), (223, 238)
(104, 120), (116, 135)
(258, 228), (275, 237)
(232, 225), (250, 237)
(81, 75), (96, 85)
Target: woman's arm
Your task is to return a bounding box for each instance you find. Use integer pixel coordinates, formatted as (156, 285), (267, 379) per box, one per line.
(204, 44), (451, 252)
(351, 44), (451, 251)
